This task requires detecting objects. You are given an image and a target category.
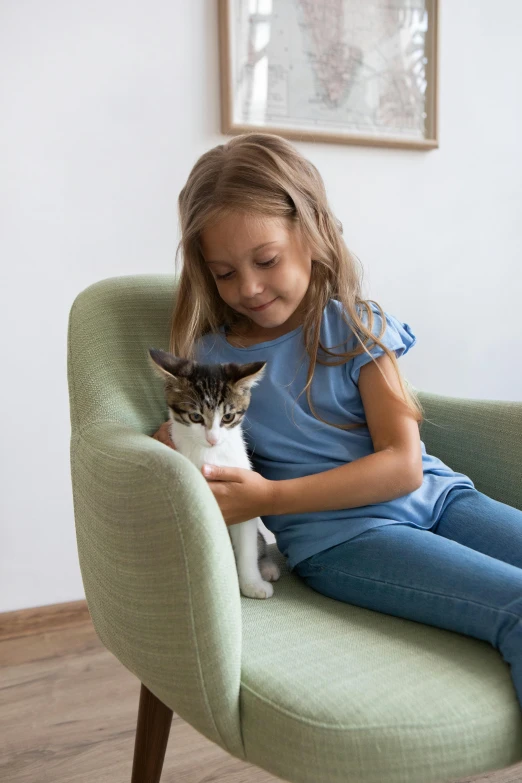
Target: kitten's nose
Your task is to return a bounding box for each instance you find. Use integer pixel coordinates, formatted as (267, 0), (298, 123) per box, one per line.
(206, 433), (218, 446)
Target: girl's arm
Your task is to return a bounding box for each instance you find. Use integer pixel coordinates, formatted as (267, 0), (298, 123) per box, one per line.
(269, 354), (423, 516)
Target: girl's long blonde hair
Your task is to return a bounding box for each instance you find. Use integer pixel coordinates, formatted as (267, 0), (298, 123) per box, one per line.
(170, 132), (423, 431)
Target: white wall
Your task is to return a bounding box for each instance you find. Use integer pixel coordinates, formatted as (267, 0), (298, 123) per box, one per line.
(1, 1), (521, 613)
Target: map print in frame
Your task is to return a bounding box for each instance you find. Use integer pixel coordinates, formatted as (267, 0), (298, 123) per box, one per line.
(218, 0), (439, 150)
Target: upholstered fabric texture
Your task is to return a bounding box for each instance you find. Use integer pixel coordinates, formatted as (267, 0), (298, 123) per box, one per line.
(67, 275), (522, 783)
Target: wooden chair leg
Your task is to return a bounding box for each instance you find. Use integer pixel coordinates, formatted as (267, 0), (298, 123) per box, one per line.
(131, 683), (173, 783)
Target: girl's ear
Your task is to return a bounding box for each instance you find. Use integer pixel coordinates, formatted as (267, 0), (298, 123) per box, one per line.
(148, 348), (193, 381)
(224, 361), (267, 392)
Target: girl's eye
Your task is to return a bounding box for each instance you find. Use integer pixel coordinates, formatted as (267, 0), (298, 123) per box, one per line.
(189, 413), (203, 423)
(216, 257), (277, 281)
(221, 413), (235, 424)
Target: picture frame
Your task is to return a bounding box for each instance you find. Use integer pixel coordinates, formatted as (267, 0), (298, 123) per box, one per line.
(218, 0), (439, 150)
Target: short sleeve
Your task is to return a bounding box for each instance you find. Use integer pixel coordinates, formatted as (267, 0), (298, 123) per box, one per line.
(348, 303), (416, 386)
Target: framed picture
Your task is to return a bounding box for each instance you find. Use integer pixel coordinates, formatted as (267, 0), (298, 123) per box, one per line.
(218, 0), (439, 150)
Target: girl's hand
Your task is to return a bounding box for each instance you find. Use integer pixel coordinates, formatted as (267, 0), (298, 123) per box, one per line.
(151, 420), (176, 449)
(202, 465), (275, 526)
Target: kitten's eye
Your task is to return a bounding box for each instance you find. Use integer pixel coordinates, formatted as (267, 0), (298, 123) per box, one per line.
(221, 413), (235, 424)
(189, 413), (203, 423)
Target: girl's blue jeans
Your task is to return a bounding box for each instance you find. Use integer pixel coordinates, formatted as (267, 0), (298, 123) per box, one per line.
(293, 487), (522, 712)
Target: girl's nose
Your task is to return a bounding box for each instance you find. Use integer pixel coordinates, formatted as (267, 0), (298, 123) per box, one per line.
(239, 275), (264, 299)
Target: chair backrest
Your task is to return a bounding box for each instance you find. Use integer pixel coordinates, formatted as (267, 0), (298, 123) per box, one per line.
(67, 273), (176, 436)
(68, 273), (522, 510)
(68, 273), (522, 513)
(418, 389), (522, 511)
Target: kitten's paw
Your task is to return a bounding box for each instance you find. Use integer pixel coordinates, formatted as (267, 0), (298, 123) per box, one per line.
(259, 558), (281, 582)
(239, 579), (274, 599)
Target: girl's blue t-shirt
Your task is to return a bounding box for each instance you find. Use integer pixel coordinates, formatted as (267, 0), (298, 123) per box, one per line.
(194, 300), (474, 570)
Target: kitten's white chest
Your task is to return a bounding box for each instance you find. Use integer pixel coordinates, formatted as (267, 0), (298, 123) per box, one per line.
(169, 419), (252, 471)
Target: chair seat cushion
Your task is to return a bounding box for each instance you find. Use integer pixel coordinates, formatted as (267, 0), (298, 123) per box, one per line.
(239, 545), (522, 783)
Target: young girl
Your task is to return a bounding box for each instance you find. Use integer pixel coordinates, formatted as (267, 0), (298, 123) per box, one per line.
(152, 132), (522, 712)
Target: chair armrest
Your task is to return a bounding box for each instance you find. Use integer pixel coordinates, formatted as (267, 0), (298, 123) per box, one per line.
(417, 391), (522, 511)
(70, 421), (245, 759)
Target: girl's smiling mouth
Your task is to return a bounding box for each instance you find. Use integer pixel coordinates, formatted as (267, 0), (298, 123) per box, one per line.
(248, 297), (278, 312)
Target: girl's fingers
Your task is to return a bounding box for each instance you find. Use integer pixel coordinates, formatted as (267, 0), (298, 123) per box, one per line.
(162, 424), (176, 449)
(151, 422), (177, 449)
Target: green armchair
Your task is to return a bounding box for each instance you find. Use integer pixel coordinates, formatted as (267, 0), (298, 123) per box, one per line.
(67, 274), (522, 783)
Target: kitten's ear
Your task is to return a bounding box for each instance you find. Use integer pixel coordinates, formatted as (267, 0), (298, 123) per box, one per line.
(225, 361), (267, 393)
(148, 348), (193, 381)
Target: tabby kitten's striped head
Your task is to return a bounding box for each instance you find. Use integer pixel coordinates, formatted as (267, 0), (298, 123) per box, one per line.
(149, 348), (266, 447)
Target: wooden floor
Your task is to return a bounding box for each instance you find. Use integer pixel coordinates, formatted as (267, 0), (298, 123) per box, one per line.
(0, 608), (281, 783)
(1, 604), (521, 783)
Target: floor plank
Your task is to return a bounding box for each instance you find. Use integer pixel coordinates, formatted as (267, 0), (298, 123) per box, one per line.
(0, 620), (281, 783)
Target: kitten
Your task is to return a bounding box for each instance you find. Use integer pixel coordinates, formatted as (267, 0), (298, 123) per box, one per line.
(148, 348), (281, 599)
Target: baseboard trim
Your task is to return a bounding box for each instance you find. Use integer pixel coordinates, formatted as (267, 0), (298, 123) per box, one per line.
(0, 600), (90, 642)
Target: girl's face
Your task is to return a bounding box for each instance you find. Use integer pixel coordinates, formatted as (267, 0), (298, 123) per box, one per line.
(200, 211), (313, 335)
